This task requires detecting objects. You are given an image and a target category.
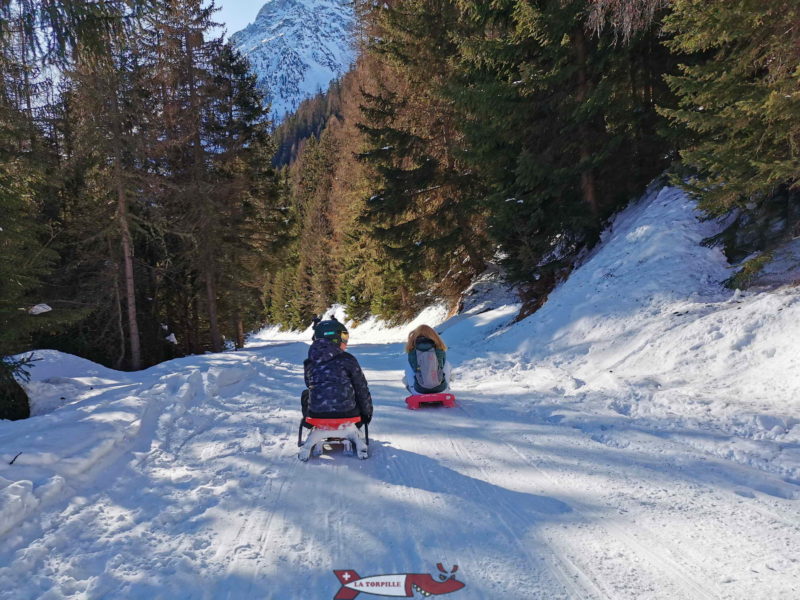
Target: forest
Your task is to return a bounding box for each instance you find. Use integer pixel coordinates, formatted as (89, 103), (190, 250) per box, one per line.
(1, 0), (798, 418)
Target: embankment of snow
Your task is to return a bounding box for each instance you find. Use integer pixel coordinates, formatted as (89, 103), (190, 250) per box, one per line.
(457, 186), (800, 480)
(248, 304), (456, 348)
(248, 265), (520, 353)
(0, 352), (213, 539)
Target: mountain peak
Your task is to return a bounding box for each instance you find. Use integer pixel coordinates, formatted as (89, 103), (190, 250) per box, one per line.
(231, 0), (356, 123)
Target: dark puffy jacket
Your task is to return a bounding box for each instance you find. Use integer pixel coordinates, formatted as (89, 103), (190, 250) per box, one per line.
(304, 339), (373, 420)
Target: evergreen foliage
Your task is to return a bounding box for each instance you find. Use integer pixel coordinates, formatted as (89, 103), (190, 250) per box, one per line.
(272, 79), (344, 167)
(355, 1), (492, 317)
(443, 0), (674, 281)
(661, 0), (800, 214)
(2, 0), (798, 379)
(1, 0), (287, 378)
(0, 1), (68, 382)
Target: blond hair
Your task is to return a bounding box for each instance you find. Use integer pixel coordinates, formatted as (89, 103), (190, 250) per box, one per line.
(405, 324), (447, 352)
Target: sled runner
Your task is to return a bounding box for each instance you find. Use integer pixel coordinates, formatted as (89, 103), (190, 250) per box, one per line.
(297, 416), (369, 461)
(405, 392), (456, 410)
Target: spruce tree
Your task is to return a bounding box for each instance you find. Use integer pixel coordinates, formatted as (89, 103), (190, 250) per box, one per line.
(0, 158), (53, 419)
(660, 0), (800, 214)
(446, 0), (672, 281)
(0, 2), (62, 413)
(356, 1), (492, 318)
(63, 8), (152, 369)
(206, 42), (286, 347)
(141, 0), (226, 352)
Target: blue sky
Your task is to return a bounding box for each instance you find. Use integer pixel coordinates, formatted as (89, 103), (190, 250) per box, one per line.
(215, 0), (263, 38)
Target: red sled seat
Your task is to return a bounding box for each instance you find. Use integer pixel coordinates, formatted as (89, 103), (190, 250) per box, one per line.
(305, 416), (362, 430)
(405, 392), (456, 410)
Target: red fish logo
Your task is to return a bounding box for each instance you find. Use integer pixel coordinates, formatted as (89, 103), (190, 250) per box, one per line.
(333, 564), (464, 599)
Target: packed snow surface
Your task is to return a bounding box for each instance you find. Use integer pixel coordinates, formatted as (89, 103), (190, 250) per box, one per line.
(1, 186), (798, 599)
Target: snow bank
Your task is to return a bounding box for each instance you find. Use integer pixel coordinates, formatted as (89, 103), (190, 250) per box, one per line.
(0, 394), (145, 537)
(19, 350), (134, 416)
(456, 186), (800, 481)
(0, 353), (212, 539)
(248, 304), (454, 348)
(343, 304), (452, 344)
(248, 266), (519, 352)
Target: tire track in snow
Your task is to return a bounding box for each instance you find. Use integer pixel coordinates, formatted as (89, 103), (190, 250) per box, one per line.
(382, 401), (594, 599)
(359, 419), (565, 598)
(454, 398), (723, 599)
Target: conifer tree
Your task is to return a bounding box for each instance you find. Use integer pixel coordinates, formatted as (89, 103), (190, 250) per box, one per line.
(267, 132), (339, 325)
(64, 7), (152, 369)
(272, 78), (344, 167)
(1, 0), (289, 370)
(0, 156), (55, 418)
(141, 0), (226, 352)
(206, 42), (286, 347)
(660, 0), (800, 213)
(0, 2), (60, 410)
(356, 1), (491, 317)
(446, 0), (672, 280)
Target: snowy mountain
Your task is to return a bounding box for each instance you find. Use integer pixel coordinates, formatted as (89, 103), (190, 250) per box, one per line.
(2, 186), (799, 598)
(230, 0), (355, 123)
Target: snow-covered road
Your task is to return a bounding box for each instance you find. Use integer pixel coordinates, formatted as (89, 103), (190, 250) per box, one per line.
(1, 187), (798, 599)
(1, 336), (797, 599)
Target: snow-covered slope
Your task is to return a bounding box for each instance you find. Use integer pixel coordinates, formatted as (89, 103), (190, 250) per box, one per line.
(461, 186), (800, 480)
(1, 186), (798, 599)
(231, 0), (355, 122)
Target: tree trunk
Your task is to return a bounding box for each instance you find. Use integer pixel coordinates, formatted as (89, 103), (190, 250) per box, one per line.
(205, 268), (224, 352)
(111, 92), (142, 370)
(233, 312), (245, 349)
(191, 294), (201, 354)
(111, 238), (127, 370)
(0, 377), (30, 421)
(573, 26), (599, 218)
(116, 186), (142, 370)
(186, 28), (223, 354)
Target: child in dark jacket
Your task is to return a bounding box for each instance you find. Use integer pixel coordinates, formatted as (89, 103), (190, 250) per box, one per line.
(301, 318), (373, 426)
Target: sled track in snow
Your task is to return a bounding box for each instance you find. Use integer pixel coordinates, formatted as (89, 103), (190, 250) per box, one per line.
(451, 400), (722, 600)
(219, 433), (301, 600)
(500, 438), (721, 600)
(444, 435), (611, 600)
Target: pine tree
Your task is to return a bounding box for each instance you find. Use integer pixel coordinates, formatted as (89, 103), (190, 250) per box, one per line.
(0, 157), (54, 419)
(63, 5), (152, 369)
(269, 132), (339, 324)
(205, 42), (286, 347)
(0, 2), (62, 414)
(2, 0), (290, 371)
(272, 78), (345, 167)
(446, 0), (673, 281)
(141, 0), (227, 352)
(356, 1), (492, 318)
(660, 0), (800, 214)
